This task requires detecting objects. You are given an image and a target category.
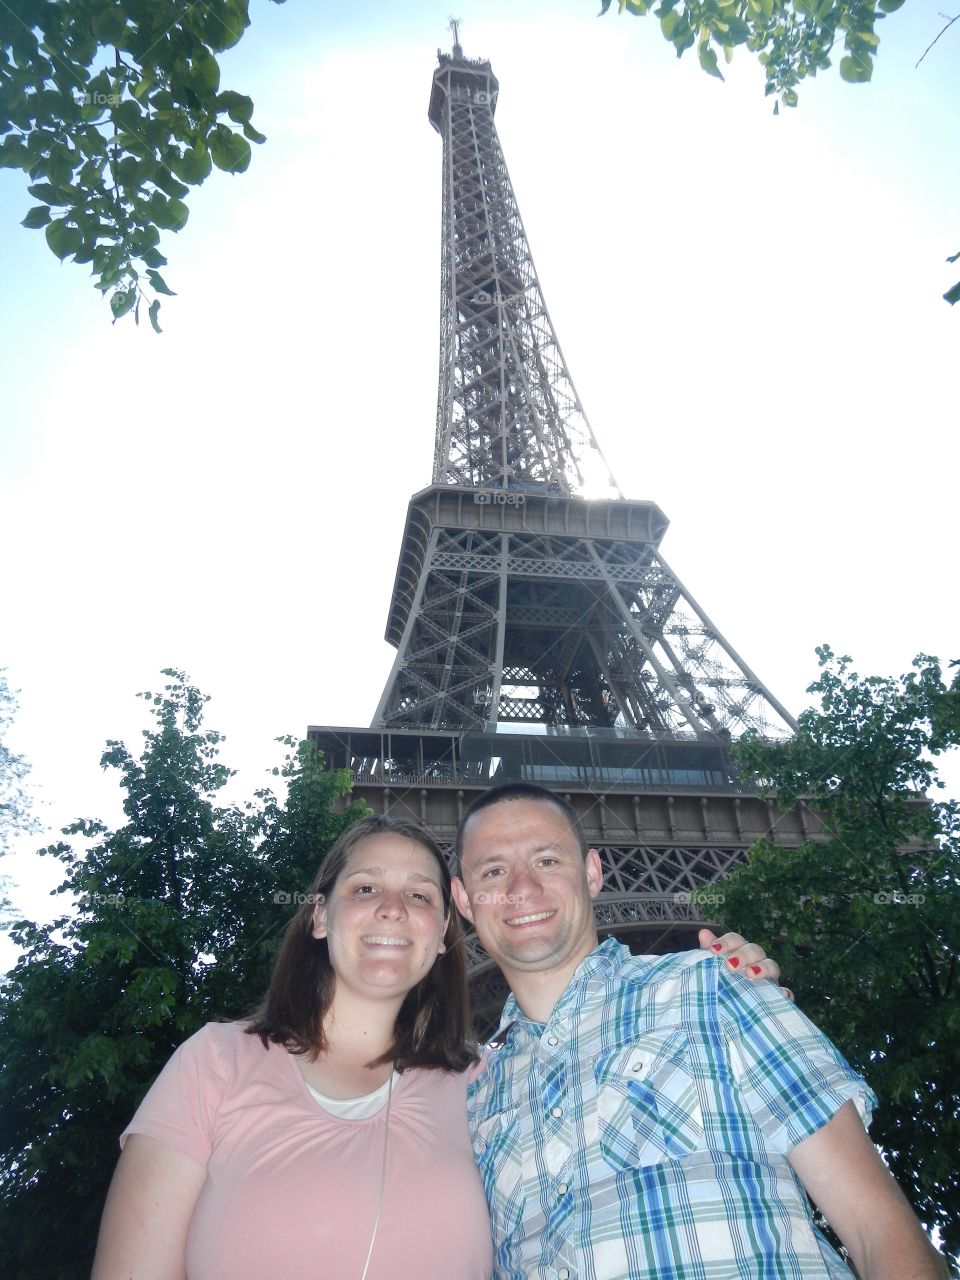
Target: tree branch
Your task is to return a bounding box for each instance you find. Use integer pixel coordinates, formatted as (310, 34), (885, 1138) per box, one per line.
(916, 13), (959, 68)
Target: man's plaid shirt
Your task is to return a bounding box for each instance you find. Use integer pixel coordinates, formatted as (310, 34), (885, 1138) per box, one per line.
(467, 939), (875, 1280)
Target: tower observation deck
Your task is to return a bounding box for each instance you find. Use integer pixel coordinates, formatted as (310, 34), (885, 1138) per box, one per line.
(309, 42), (805, 1030)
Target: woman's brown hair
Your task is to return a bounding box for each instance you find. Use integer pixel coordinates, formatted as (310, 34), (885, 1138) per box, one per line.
(246, 814), (476, 1072)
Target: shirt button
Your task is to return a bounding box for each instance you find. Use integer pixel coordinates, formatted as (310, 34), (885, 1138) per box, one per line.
(557, 1270), (571, 1279)
(631, 1061), (643, 1071)
(551, 1106), (562, 1118)
(547, 1035), (559, 1046)
(557, 1182), (568, 1195)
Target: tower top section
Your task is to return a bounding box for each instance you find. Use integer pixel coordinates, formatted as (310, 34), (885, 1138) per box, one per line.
(428, 46), (619, 498)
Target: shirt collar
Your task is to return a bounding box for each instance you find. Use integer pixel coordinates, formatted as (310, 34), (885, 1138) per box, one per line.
(490, 937), (628, 1043)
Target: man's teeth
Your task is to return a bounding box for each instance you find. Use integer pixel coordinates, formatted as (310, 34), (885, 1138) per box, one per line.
(506, 911), (554, 926)
(363, 936), (411, 947)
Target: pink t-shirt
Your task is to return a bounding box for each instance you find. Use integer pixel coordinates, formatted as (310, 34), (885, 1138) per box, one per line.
(122, 1022), (493, 1280)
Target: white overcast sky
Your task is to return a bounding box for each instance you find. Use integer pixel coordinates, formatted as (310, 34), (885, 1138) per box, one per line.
(1, 0), (957, 965)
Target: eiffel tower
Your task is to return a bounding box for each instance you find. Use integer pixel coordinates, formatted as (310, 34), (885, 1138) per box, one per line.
(309, 31), (807, 1030)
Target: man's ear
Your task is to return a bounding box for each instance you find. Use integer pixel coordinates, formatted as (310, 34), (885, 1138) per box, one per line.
(585, 849), (603, 900)
(451, 876), (475, 925)
(311, 898), (328, 941)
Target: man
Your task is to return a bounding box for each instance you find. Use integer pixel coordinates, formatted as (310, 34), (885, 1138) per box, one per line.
(451, 782), (948, 1280)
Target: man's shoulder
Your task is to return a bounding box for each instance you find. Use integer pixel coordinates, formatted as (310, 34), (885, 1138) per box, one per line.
(607, 945), (718, 990)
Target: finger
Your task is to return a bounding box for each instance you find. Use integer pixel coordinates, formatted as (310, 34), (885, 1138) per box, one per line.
(779, 986), (795, 1002)
(738, 956), (782, 983)
(697, 928), (719, 950)
(705, 931), (746, 955)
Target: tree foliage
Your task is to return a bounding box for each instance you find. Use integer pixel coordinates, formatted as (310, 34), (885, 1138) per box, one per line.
(599, 0), (905, 106)
(721, 647), (960, 1259)
(0, 670), (366, 1280)
(0, 0), (281, 328)
(0, 669), (38, 927)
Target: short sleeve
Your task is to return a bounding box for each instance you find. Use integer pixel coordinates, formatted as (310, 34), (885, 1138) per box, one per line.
(717, 966), (876, 1155)
(120, 1023), (229, 1166)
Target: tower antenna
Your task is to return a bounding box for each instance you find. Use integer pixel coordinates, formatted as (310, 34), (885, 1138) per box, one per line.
(448, 16), (463, 57)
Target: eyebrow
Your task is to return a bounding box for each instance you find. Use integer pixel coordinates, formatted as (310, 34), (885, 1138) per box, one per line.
(343, 866), (441, 886)
(467, 841), (568, 871)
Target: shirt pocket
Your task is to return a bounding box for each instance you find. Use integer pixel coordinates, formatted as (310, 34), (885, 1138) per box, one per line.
(471, 1105), (523, 1207)
(594, 1029), (704, 1170)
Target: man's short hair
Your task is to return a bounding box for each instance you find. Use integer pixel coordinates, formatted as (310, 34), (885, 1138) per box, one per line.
(453, 781), (588, 874)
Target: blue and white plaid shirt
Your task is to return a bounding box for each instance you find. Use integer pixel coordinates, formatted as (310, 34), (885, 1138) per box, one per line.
(467, 939), (875, 1280)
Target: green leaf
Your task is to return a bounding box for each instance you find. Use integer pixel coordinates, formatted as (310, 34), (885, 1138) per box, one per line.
(27, 182), (70, 204)
(147, 268), (176, 297)
(839, 53), (873, 82)
(110, 288), (137, 321)
(168, 146), (213, 185)
(783, 88), (799, 108)
(209, 127), (252, 174)
(165, 198), (189, 231)
(149, 299), (163, 333)
(946, 250), (960, 265)
(242, 122), (267, 145)
(44, 219), (82, 261)
(944, 280), (960, 306)
(22, 204), (52, 228)
(698, 42), (724, 79)
(878, 0), (904, 10)
(0, 137), (31, 169)
(218, 91), (254, 123)
(154, 167), (190, 200)
(661, 10), (680, 38)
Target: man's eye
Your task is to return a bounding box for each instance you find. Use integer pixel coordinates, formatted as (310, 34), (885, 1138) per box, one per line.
(410, 891), (432, 903)
(482, 868), (504, 879)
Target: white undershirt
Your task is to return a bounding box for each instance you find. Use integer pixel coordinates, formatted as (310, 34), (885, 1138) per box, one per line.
(306, 1071), (399, 1119)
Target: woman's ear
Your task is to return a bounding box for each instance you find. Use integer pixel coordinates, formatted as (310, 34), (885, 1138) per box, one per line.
(310, 896), (328, 941)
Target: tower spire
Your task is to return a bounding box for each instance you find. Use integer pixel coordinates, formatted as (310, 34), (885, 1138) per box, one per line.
(449, 16), (463, 58)
(428, 49), (619, 498)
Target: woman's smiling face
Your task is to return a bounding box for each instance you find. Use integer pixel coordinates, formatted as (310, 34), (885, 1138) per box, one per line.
(312, 832), (449, 1003)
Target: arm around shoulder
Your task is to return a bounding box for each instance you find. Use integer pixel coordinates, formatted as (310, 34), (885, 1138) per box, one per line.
(91, 1133), (206, 1280)
(788, 1101), (950, 1280)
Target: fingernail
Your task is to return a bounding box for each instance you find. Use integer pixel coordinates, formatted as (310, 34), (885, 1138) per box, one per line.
(749, 965), (761, 976)
(711, 942), (722, 952)
(727, 956), (740, 969)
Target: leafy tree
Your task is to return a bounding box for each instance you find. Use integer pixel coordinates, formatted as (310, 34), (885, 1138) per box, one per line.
(721, 647), (960, 1260)
(600, 0), (906, 105)
(0, 670), (365, 1280)
(0, 669), (38, 925)
(0, 0), (281, 328)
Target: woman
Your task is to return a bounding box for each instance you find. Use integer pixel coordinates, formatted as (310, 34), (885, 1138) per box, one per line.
(92, 815), (494, 1280)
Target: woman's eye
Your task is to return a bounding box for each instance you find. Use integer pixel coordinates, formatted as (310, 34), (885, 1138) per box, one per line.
(353, 884), (377, 896)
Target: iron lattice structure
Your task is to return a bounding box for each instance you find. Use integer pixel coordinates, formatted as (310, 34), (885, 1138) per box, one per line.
(429, 51), (617, 497)
(309, 42), (800, 1030)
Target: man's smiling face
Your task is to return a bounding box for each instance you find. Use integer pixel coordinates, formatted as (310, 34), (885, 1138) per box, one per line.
(452, 797), (603, 984)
